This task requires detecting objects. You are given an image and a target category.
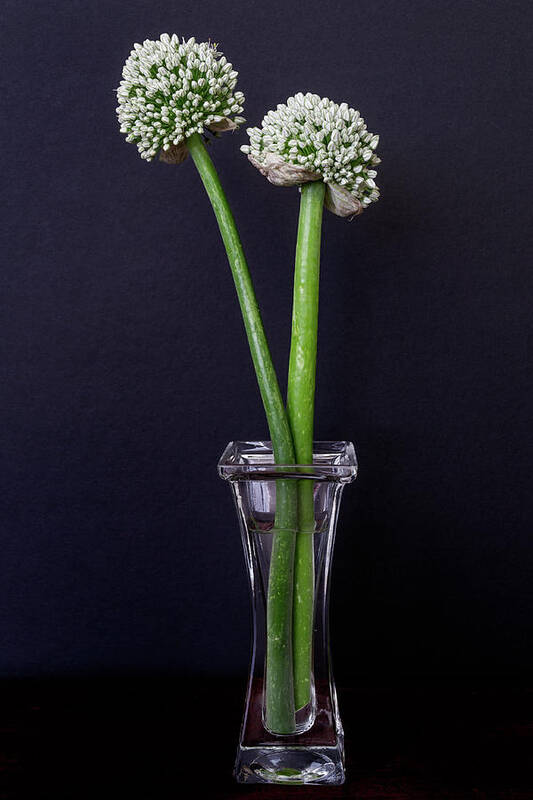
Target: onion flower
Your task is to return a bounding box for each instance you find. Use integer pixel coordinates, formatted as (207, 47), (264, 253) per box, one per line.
(243, 93), (380, 717)
(241, 92), (380, 218)
(117, 34), (245, 162)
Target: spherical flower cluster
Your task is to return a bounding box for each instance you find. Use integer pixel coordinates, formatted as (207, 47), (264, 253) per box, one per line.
(241, 92), (380, 217)
(116, 34), (245, 162)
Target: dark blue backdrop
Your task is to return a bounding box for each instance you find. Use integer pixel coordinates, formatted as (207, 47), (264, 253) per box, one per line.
(1, 0), (532, 681)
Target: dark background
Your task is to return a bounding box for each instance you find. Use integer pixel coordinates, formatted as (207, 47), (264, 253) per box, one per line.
(1, 0), (532, 685)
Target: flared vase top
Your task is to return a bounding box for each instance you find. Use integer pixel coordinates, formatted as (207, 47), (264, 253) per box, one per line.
(218, 440), (358, 483)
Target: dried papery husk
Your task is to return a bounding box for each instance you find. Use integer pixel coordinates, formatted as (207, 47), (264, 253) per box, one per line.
(325, 182), (363, 219)
(248, 153), (321, 187)
(159, 142), (190, 165)
(207, 117), (239, 133)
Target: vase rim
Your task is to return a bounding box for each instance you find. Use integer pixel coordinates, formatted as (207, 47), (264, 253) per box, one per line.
(218, 440), (357, 483)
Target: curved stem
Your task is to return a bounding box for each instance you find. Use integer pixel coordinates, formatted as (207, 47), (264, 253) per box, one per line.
(287, 180), (325, 710)
(187, 133), (297, 733)
(187, 134), (294, 464)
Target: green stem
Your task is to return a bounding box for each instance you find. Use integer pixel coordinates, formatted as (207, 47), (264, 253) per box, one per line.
(186, 133), (297, 733)
(287, 180), (325, 710)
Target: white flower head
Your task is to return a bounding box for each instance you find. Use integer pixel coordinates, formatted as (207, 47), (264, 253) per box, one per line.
(241, 92), (380, 217)
(116, 34), (245, 162)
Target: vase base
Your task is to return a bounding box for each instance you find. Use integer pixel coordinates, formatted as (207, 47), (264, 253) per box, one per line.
(235, 744), (345, 785)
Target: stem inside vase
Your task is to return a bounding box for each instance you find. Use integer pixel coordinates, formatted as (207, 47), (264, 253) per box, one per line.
(264, 479), (297, 734)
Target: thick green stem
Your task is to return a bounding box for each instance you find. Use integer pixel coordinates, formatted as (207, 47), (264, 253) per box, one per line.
(287, 180), (325, 710)
(187, 133), (297, 733)
(186, 134), (294, 465)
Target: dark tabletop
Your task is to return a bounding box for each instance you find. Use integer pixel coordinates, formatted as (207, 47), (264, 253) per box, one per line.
(1, 679), (531, 799)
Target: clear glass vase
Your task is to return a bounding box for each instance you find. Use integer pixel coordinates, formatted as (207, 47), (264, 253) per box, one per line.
(218, 440), (357, 785)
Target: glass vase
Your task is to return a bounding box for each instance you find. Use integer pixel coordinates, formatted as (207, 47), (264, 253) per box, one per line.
(218, 440), (357, 785)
